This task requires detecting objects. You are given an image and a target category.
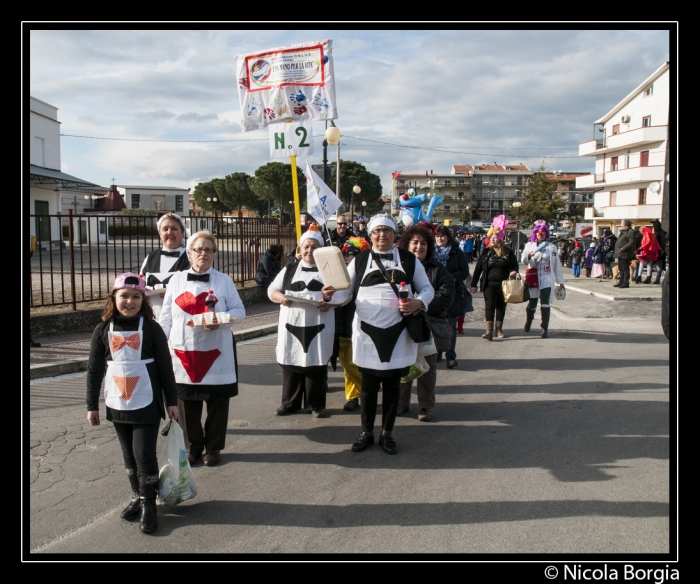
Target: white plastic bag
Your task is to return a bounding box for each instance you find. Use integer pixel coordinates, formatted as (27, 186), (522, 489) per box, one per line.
(417, 335), (437, 357)
(157, 420), (198, 506)
(401, 356), (430, 383)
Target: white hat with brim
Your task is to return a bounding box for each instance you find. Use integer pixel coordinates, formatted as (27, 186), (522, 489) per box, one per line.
(367, 215), (396, 234)
(299, 230), (325, 247)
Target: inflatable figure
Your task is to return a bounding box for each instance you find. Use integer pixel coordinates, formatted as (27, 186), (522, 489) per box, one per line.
(395, 188), (443, 226)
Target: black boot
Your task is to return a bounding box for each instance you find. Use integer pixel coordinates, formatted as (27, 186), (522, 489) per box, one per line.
(139, 474), (159, 534)
(524, 307), (536, 332)
(540, 307), (551, 338)
(643, 276), (652, 284)
(121, 469), (141, 521)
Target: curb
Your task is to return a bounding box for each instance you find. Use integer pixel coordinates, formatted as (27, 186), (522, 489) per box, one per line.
(29, 324), (279, 380)
(565, 284), (660, 302)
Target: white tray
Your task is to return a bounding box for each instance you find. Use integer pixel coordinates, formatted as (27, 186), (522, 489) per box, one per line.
(188, 321), (236, 329)
(282, 294), (342, 306)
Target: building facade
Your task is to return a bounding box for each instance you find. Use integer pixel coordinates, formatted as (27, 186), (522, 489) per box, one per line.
(117, 185), (190, 215)
(577, 62), (669, 237)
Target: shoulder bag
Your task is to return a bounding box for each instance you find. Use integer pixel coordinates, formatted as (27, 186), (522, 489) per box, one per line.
(426, 315), (453, 352)
(502, 273), (530, 304)
(372, 251), (432, 344)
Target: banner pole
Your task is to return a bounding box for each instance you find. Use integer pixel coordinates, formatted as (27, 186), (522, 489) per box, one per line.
(290, 154), (302, 243)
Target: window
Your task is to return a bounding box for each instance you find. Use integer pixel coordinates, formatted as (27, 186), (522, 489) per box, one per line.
(644, 85), (653, 96)
(643, 116), (651, 127)
(639, 188), (647, 205)
(132, 194), (140, 209)
(640, 151), (649, 167)
(444, 205), (451, 211)
(458, 191), (464, 198)
(444, 180), (452, 185)
(626, 154), (631, 169)
(612, 124), (620, 135)
(611, 156), (619, 171)
(476, 188), (483, 197)
(176, 195), (183, 212)
(609, 191), (617, 207)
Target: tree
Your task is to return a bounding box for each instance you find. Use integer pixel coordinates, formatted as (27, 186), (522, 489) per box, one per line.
(520, 163), (567, 225)
(192, 180), (221, 212)
(328, 160), (383, 217)
(249, 162), (306, 219)
(215, 172), (267, 217)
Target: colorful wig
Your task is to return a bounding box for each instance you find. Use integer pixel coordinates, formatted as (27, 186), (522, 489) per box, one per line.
(529, 219), (551, 242)
(341, 236), (371, 257)
(487, 214), (508, 241)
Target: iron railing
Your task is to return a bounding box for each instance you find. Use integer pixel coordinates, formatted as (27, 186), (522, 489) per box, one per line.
(29, 211), (296, 309)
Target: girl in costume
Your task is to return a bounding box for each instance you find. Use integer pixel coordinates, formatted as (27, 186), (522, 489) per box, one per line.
(268, 225), (352, 417)
(636, 226), (661, 284)
(520, 220), (565, 338)
(86, 273), (178, 534)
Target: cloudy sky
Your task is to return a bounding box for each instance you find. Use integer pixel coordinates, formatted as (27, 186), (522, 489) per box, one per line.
(27, 28), (672, 194)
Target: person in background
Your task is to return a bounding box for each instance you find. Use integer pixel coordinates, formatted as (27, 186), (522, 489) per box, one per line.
(255, 244), (284, 290)
(356, 221), (371, 243)
(601, 229), (617, 280)
(396, 225), (454, 421)
(636, 226), (661, 284)
(462, 234), (475, 264)
(434, 225), (469, 368)
(330, 215), (352, 249)
(613, 219), (636, 289)
(570, 242), (583, 277)
(652, 220), (667, 284)
(584, 243), (596, 278)
(139, 213), (190, 319)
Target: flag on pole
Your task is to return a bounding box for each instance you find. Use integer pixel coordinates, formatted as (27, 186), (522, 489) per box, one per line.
(305, 162), (342, 224)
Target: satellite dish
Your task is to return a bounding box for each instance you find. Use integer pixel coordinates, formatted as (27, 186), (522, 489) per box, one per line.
(649, 182), (660, 194)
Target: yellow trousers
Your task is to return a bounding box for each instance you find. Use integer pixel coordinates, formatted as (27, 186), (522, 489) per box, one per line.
(338, 337), (362, 401)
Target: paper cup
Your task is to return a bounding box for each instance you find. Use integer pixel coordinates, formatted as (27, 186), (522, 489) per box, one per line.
(203, 312), (214, 325)
(217, 312), (230, 323)
(192, 314), (203, 326)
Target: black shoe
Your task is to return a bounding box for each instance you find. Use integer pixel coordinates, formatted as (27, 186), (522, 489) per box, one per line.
(343, 398), (359, 411)
(351, 432), (374, 452)
(121, 493), (141, 520)
(276, 406), (294, 416)
(379, 433), (397, 455)
(139, 498), (158, 533)
(447, 359), (458, 369)
(618, 284), (630, 289)
(30, 339), (41, 348)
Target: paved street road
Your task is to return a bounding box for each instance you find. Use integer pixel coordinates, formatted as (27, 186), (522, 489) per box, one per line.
(27, 292), (672, 558)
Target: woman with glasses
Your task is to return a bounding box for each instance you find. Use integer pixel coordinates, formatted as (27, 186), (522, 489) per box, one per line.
(159, 231), (246, 467)
(139, 213), (190, 319)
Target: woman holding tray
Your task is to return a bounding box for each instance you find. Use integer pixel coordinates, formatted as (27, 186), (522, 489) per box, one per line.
(268, 225), (351, 418)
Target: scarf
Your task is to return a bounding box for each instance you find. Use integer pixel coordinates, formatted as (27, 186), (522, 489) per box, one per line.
(434, 244), (451, 266)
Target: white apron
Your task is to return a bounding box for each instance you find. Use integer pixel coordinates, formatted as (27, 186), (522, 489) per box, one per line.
(352, 252), (418, 371)
(276, 263), (335, 367)
(104, 317), (155, 411)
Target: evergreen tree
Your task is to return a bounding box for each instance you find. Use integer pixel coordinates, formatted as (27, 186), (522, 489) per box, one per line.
(328, 160), (384, 217)
(520, 163), (567, 225)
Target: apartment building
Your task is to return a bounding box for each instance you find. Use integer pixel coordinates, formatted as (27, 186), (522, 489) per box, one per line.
(576, 62), (669, 237)
(390, 171), (472, 225)
(545, 172), (595, 213)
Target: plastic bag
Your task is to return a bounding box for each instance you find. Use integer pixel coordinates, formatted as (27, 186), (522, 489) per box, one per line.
(417, 335), (437, 357)
(157, 420), (198, 506)
(401, 356), (429, 383)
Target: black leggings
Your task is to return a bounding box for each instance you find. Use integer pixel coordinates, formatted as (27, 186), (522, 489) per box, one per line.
(483, 282), (507, 321)
(113, 422), (160, 477)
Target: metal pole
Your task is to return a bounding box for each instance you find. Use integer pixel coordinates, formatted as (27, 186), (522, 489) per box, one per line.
(67, 209), (77, 311)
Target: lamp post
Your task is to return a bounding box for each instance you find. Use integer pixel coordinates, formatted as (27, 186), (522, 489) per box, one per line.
(352, 183), (361, 230)
(84, 194), (97, 210)
(511, 201), (522, 258)
(206, 196), (218, 233)
(483, 182), (504, 221)
(361, 200), (367, 225)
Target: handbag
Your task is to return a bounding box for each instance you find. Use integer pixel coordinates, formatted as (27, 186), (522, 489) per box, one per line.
(459, 281), (474, 313)
(524, 268), (539, 288)
(372, 251), (432, 344)
(502, 274), (530, 304)
(427, 315), (453, 353)
(157, 420), (198, 506)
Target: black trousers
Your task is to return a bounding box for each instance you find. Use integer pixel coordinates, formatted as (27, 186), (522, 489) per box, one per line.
(360, 369), (403, 433)
(281, 365), (327, 410)
(178, 397), (229, 454)
(483, 282), (507, 321)
(618, 258), (631, 286)
(113, 421), (160, 477)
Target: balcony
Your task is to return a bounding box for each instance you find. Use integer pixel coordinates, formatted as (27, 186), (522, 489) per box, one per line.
(603, 166), (665, 187)
(579, 126), (667, 156)
(586, 204), (662, 221)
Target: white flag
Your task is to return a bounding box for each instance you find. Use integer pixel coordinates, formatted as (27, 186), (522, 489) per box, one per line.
(305, 162), (342, 224)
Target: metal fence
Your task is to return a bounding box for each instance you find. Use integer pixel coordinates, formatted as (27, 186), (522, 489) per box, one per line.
(29, 211), (296, 309)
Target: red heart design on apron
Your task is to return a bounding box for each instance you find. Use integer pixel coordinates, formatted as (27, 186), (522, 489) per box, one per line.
(174, 349), (222, 383)
(175, 291), (209, 315)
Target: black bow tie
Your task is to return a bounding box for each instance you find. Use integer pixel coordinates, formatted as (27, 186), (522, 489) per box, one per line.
(376, 253), (394, 260)
(161, 250), (181, 258)
(301, 266), (318, 272)
(187, 273), (210, 282)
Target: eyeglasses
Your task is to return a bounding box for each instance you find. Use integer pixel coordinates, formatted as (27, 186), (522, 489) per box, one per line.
(192, 247), (215, 254)
(372, 228), (394, 235)
(336, 222), (348, 226)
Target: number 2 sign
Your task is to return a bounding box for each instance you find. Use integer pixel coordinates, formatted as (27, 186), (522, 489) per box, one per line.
(269, 120), (315, 159)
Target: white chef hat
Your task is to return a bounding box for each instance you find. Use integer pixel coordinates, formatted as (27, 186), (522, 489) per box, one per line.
(299, 228), (325, 247)
(367, 214), (396, 234)
(157, 212), (187, 234)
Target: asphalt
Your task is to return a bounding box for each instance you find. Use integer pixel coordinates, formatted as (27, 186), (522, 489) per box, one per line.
(26, 265), (672, 558)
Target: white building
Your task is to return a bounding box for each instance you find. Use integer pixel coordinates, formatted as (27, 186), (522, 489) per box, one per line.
(117, 185), (190, 215)
(576, 62), (669, 237)
(29, 96), (107, 246)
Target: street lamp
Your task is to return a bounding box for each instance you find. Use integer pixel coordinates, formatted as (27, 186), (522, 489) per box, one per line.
(352, 183), (361, 228)
(325, 122), (341, 206)
(84, 194), (97, 210)
(511, 201), (522, 255)
(361, 200), (367, 223)
(323, 121), (340, 188)
(483, 182), (504, 221)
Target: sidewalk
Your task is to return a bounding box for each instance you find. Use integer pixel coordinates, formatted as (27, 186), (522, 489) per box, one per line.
(28, 298), (280, 380)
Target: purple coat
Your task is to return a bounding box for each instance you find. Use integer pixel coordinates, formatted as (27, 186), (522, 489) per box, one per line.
(584, 248), (595, 269)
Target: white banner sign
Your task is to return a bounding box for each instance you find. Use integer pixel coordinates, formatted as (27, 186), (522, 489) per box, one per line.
(269, 121), (314, 159)
(305, 162), (342, 224)
(235, 39), (338, 132)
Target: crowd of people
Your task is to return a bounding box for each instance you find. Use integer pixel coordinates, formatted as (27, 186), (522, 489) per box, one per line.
(84, 210), (667, 535)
